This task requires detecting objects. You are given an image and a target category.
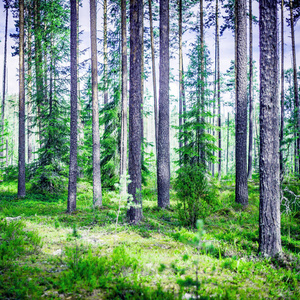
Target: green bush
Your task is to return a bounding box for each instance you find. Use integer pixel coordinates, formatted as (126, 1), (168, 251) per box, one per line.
(174, 165), (217, 227)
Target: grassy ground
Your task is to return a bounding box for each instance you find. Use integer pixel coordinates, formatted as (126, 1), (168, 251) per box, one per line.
(0, 178), (300, 299)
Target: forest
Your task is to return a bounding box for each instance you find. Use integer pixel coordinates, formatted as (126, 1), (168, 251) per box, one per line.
(0, 0), (300, 298)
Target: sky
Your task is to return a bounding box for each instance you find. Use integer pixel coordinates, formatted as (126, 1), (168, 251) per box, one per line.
(0, 0), (299, 101)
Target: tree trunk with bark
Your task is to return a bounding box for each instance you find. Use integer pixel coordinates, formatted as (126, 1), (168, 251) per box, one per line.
(90, 0), (102, 208)
(247, 0), (253, 180)
(103, 0), (108, 109)
(235, 0), (248, 206)
(128, 0), (143, 224)
(259, 0), (282, 257)
(120, 0), (128, 192)
(149, 0), (158, 162)
(68, 0), (78, 213)
(280, 0), (284, 179)
(18, 0), (26, 198)
(157, 0), (170, 208)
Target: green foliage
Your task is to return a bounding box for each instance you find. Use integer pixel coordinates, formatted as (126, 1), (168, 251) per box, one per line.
(0, 220), (41, 268)
(175, 165), (217, 227)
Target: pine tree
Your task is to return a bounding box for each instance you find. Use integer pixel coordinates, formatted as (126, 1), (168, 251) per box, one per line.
(157, 0), (170, 208)
(68, 0), (78, 213)
(259, 0), (281, 257)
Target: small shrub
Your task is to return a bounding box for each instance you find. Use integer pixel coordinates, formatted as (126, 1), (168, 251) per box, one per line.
(174, 165), (217, 227)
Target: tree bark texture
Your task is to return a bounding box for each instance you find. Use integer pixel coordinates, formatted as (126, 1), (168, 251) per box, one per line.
(149, 0), (158, 160)
(27, 6), (33, 164)
(226, 112), (230, 174)
(259, 0), (282, 257)
(128, 0), (143, 224)
(235, 0), (248, 206)
(68, 0), (78, 213)
(90, 0), (102, 207)
(120, 0), (128, 191)
(247, 0), (253, 180)
(103, 0), (108, 108)
(18, 0), (26, 198)
(289, 0), (300, 175)
(178, 0), (184, 164)
(280, 0), (284, 178)
(157, 0), (170, 208)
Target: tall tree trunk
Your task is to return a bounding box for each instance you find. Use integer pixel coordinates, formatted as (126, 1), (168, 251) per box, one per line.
(1, 2), (9, 165)
(27, 5), (33, 164)
(280, 0), (284, 179)
(157, 0), (170, 208)
(148, 0), (158, 161)
(34, 0), (43, 144)
(120, 0), (128, 191)
(289, 0), (300, 176)
(90, 0), (102, 207)
(200, 0), (205, 166)
(259, 0), (281, 257)
(216, 0), (221, 180)
(178, 0), (183, 163)
(18, 0), (26, 198)
(247, 0), (253, 180)
(103, 0), (108, 108)
(128, 0), (143, 224)
(68, 0), (78, 213)
(235, 0), (248, 206)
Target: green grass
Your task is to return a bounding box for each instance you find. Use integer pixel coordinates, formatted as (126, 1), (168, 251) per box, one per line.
(0, 177), (299, 299)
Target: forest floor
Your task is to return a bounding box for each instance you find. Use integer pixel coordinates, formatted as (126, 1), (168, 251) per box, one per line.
(0, 178), (300, 299)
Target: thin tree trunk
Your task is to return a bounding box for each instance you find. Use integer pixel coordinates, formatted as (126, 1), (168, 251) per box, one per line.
(216, 0), (221, 180)
(18, 0), (26, 198)
(103, 0), (108, 108)
(235, 0), (248, 206)
(34, 0), (43, 144)
(157, 0), (170, 208)
(280, 0), (284, 179)
(247, 0), (253, 180)
(178, 0), (183, 164)
(120, 0), (128, 192)
(68, 0), (78, 213)
(27, 5), (33, 164)
(149, 0), (158, 161)
(289, 0), (300, 176)
(90, 0), (102, 207)
(1, 3), (8, 165)
(200, 0), (205, 166)
(259, 0), (281, 257)
(128, 0), (143, 224)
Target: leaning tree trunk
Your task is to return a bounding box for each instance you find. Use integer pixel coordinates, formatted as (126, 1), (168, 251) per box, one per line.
(67, 0), (78, 213)
(18, 0), (26, 198)
(235, 0), (248, 206)
(157, 0), (170, 208)
(128, 0), (143, 224)
(120, 0), (128, 192)
(259, 0), (282, 257)
(247, 0), (253, 180)
(90, 0), (102, 208)
(280, 0), (284, 179)
(289, 0), (300, 176)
